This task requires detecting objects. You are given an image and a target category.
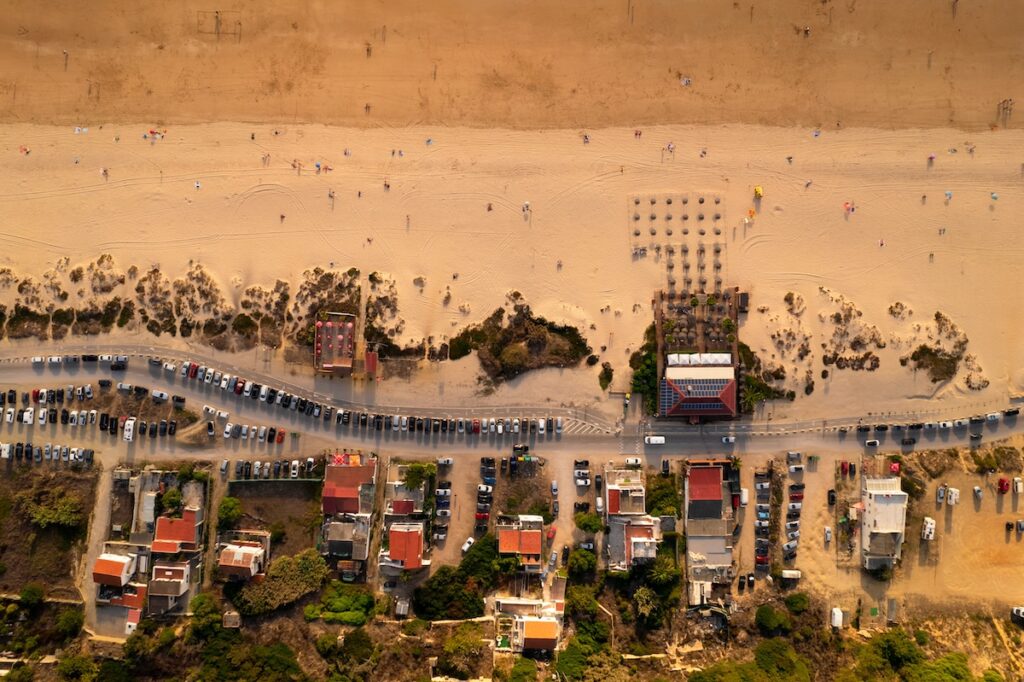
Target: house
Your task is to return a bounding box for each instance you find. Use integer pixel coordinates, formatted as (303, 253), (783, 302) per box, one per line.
(603, 467), (647, 517)
(659, 359), (737, 419)
(496, 515), (544, 573)
(323, 517), (371, 562)
(384, 463), (427, 516)
(217, 541), (266, 580)
(152, 506), (204, 554)
(513, 617), (560, 653)
(92, 553), (137, 587)
(684, 464), (735, 604)
(148, 559), (192, 614)
(859, 477), (908, 569)
(322, 453), (376, 516)
(379, 523), (429, 571)
(125, 608), (141, 636)
(606, 516), (662, 572)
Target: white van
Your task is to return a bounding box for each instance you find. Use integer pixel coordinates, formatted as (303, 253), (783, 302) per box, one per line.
(740, 488), (749, 507)
(986, 412), (1001, 422)
(595, 496), (604, 514)
(123, 418), (136, 442)
(644, 435), (666, 445)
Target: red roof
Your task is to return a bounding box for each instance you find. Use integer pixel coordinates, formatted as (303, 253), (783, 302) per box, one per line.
(660, 375), (737, 417)
(154, 508), (200, 548)
(365, 351), (378, 375)
(109, 584), (147, 610)
(689, 467), (723, 501)
(608, 489), (621, 514)
(624, 524), (655, 564)
(93, 556), (132, 586)
(391, 499), (414, 515)
(323, 462), (376, 515)
(498, 529), (543, 556)
(388, 527), (422, 569)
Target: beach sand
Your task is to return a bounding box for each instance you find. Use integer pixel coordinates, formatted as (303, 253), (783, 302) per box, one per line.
(0, 1), (1020, 131)
(0, 122), (1020, 420)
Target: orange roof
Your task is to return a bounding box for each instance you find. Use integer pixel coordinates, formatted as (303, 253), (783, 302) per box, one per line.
(389, 526), (422, 570)
(608, 489), (621, 514)
(498, 529), (543, 556)
(110, 584), (148, 610)
(522, 619), (559, 649)
(154, 508), (199, 547)
(92, 556), (131, 586)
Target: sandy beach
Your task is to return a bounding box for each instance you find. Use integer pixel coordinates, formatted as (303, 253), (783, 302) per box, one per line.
(0, 122), (1020, 421)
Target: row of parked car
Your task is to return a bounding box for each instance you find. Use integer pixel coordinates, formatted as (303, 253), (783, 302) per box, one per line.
(855, 408), (1020, 446)
(1, 440), (93, 464)
(32, 354), (129, 370)
(231, 457), (315, 480)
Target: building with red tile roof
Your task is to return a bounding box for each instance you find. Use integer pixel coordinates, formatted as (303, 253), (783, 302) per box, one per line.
(218, 541), (266, 580)
(152, 506), (204, 554)
(380, 523), (428, 571)
(496, 515), (545, 573)
(322, 454), (376, 516)
(92, 553), (136, 587)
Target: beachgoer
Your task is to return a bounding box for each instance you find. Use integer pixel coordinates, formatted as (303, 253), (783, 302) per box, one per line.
(804, 180), (812, 188)
(991, 192), (999, 200)
(250, 133), (255, 141)
(486, 203), (493, 212)
(944, 190), (953, 201)
(280, 214), (285, 222)
(398, 150), (404, 157)
(194, 180), (201, 189)
(786, 156), (793, 164)
(583, 134), (590, 144)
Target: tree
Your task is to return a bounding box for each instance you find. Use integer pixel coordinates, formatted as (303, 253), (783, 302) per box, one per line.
(188, 593), (223, 642)
(5, 665), (34, 682)
(784, 592), (810, 614)
(755, 604), (792, 636)
(574, 512), (603, 534)
(567, 549), (596, 578)
(55, 609), (84, 639)
(566, 585), (598, 617)
(162, 488), (182, 513)
(646, 554), (680, 587)
(56, 655), (96, 680)
(509, 657), (538, 682)
(217, 497), (242, 529)
(438, 623), (484, 679)
(402, 462), (436, 491)
(633, 586), (657, 619)
(340, 627), (374, 663)
(498, 343), (530, 377)
(16, 489), (84, 529)
(232, 549), (329, 616)
(19, 584), (44, 609)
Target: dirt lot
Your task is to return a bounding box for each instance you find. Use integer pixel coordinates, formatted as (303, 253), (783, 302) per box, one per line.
(228, 479), (322, 558)
(0, 465), (97, 599)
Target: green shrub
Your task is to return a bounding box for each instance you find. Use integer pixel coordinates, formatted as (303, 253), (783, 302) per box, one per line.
(19, 584), (44, 610)
(755, 604), (792, 635)
(55, 609), (84, 639)
(340, 627), (374, 663)
(232, 549), (329, 616)
(217, 497), (242, 529)
(574, 512), (603, 534)
(509, 657), (538, 682)
(784, 592), (810, 614)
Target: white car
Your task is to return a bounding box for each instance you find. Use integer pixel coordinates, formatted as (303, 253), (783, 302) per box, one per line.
(123, 418), (136, 442)
(253, 461), (262, 477)
(5, 408), (14, 423)
(259, 385), (269, 401)
(550, 481), (558, 496)
(84, 384), (93, 399)
(163, 362), (177, 373)
(461, 537), (475, 554)
(258, 426), (267, 442)
(204, 369), (215, 384)
(436, 509), (451, 518)
(787, 529), (801, 540)
(436, 457), (454, 466)
(31, 356), (43, 365)
(38, 408), (47, 424)
(89, 409), (97, 424)
(241, 425), (249, 440)
(291, 460), (300, 478)
(556, 416), (564, 433)
(435, 488), (452, 497)
(477, 484), (493, 493)
(575, 478), (591, 487)
(625, 457), (641, 466)
(152, 390), (169, 402)
(722, 436), (736, 443)
(203, 405), (216, 415)
(496, 420), (504, 435)
(220, 375), (231, 390)
(488, 418), (496, 433)
(537, 419), (546, 434)
(400, 416), (408, 431)
(216, 410), (230, 421)
(117, 382), (132, 392)
(938, 421), (953, 429)
(824, 526), (833, 543)
(47, 356), (62, 364)
(788, 502), (803, 511)
(512, 418), (520, 433)
(223, 422), (233, 438)
(99, 354), (113, 362)
(22, 409), (33, 425)
(392, 415), (400, 431)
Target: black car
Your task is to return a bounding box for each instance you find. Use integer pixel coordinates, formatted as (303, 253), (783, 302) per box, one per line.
(6, 389), (15, 404)
(268, 388), (278, 404)
(573, 502), (591, 512)
(296, 398), (308, 412)
(786, 511), (801, 520)
(783, 550), (798, 561)
(1004, 408), (1021, 417)
(99, 413), (109, 430)
(481, 457), (496, 466)
(49, 408), (57, 423)
(159, 420), (168, 436)
(849, 463), (856, 476)
(448, 418), (456, 432)
(969, 416), (985, 425)
(546, 417), (554, 432)
(243, 461), (252, 478)
(360, 412), (369, 427)
(34, 447), (42, 462)
(341, 411), (351, 425)
(574, 459), (590, 468)
(60, 409), (69, 424)
(323, 406), (333, 421)
(169, 420), (177, 436)
(375, 415), (384, 430)
(828, 489), (837, 505)
(47, 390), (56, 404)
(474, 524), (489, 533)
(662, 459), (670, 476)
(500, 457), (508, 472)
(147, 358), (161, 367)
(594, 474), (603, 492)
(172, 395), (186, 406)
(14, 443), (22, 459)
(110, 361), (126, 371)
(415, 417), (423, 431)
(273, 461), (282, 477)
(441, 418), (448, 433)
(133, 386), (149, 397)
(83, 449), (94, 464)
(98, 380), (112, 389)
(304, 401), (315, 416)
(561, 545), (570, 564)
(874, 424), (888, 431)
(267, 427), (276, 442)
(207, 421), (215, 436)
(909, 423), (924, 430)
(438, 481), (452, 490)
(82, 354), (98, 362)
(148, 421), (157, 437)
(901, 437), (916, 445)
(789, 483), (805, 491)
(109, 419), (118, 435)
(138, 420), (147, 437)
(234, 460), (243, 477)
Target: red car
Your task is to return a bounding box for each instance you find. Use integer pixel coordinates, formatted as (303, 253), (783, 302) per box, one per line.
(789, 492), (804, 501)
(234, 379), (245, 395)
(475, 512), (490, 521)
(840, 461), (849, 476)
(755, 555), (770, 565)
(188, 363), (199, 379)
(472, 419), (480, 434)
(31, 389), (39, 403)
(276, 428), (286, 444)
(999, 478), (1010, 494)
(547, 527), (556, 540)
